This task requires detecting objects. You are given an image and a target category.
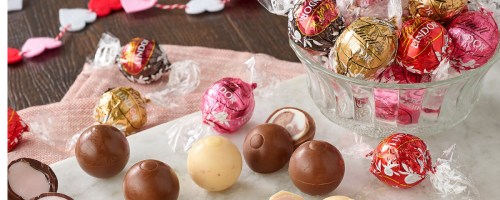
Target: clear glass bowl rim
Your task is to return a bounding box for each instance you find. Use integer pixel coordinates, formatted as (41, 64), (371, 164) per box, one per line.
(290, 39), (500, 89)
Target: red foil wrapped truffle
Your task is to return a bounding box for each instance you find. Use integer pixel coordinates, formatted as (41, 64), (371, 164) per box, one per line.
(448, 11), (500, 71)
(397, 17), (452, 75)
(8, 108), (29, 152)
(201, 78), (257, 134)
(369, 133), (433, 189)
(377, 63), (430, 84)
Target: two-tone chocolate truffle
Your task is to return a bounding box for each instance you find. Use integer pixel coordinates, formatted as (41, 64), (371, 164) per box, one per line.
(266, 107), (315, 148)
(75, 125), (130, 178)
(243, 124), (294, 173)
(123, 160), (180, 200)
(8, 158), (58, 200)
(288, 141), (345, 196)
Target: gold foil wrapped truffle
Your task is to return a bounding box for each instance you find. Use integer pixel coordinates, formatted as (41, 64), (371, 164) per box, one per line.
(94, 87), (147, 136)
(409, 0), (468, 22)
(332, 17), (397, 80)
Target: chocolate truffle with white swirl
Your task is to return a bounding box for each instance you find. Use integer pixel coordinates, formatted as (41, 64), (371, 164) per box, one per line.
(266, 107), (315, 148)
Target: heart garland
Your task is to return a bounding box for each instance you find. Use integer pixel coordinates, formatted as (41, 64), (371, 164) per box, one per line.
(8, 0), (231, 65)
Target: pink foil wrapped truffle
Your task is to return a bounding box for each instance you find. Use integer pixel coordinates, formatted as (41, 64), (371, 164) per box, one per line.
(377, 64), (431, 84)
(201, 78), (257, 134)
(448, 10), (500, 71)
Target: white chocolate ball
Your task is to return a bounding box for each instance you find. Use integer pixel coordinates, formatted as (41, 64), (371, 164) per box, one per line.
(187, 135), (242, 191)
(324, 196), (354, 200)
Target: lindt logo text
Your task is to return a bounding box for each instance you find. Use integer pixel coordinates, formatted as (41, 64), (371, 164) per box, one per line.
(297, 0), (322, 22)
(410, 22), (439, 48)
(135, 39), (150, 64)
(219, 86), (234, 100)
(458, 19), (489, 34)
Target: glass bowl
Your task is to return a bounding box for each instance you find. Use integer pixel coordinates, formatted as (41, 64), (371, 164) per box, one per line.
(290, 40), (500, 138)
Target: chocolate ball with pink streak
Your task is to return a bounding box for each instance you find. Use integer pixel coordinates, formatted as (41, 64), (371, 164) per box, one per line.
(201, 77), (257, 134)
(448, 11), (500, 71)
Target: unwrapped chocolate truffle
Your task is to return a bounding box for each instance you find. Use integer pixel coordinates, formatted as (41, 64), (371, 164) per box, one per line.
(75, 125), (130, 178)
(397, 17), (452, 75)
(332, 17), (397, 80)
(243, 124), (294, 173)
(201, 78), (256, 134)
(266, 107), (315, 148)
(32, 193), (73, 200)
(289, 141), (345, 195)
(118, 37), (171, 84)
(288, 0), (345, 53)
(187, 135), (242, 191)
(448, 11), (500, 71)
(409, 0), (468, 22)
(94, 87), (148, 136)
(269, 191), (304, 200)
(8, 158), (58, 200)
(124, 160), (179, 200)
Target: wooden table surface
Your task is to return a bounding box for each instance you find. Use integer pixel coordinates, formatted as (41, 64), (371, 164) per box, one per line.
(8, 0), (297, 110)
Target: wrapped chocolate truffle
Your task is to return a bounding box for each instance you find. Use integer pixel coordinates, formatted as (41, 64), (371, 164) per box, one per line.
(377, 63), (431, 84)
(243, 124), (294, 173)
(397, 17), (452, 75)
(75, 125), (130, 178)
(124, 160), (180, 200)
(331, 17), (398, 80)
(288, 0), (345, 53)
(94, 87), (148, 136)
(118, 37), (172, 84)
(409, 0), (468, 22)
(448, 10), (500, 71)
(289, 140), (345, 195)
(8, 158), (58, 200)
(201, 77), (256, 134)
(8, 108), (29, 152)
(368, 133), (479, 198)
(265, 107), (315, 148)
(187, 135), (242, 191)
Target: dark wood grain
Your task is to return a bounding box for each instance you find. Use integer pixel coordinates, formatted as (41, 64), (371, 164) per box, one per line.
(8, 0), (297, 110)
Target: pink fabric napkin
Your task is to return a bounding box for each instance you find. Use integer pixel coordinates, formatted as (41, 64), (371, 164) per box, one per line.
(9, 45), (304, 165)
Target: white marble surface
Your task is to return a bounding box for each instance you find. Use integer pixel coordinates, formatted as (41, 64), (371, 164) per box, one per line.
(51, 67), (500, 199)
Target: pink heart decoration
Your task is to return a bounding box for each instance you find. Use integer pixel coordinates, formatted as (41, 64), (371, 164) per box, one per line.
(21, 38), (62, 58)
(121, 0), (157, 13)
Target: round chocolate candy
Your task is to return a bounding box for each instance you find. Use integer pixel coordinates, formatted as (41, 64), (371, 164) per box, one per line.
(8, 107), (29, 152)
(201, 77), (256, 134)
(33, 193), (73, 200)
(324, 196), (353, 200)
(397, 17), (452, 75)
(288, 140), (345, 195)
(265, 107), (315, 148)
(75, 125), (130, 178)
(332, 17), (397, 80)
(288, 0), (345, 53)
(369, 133), (432, 189)
(124, 160), (180, 200)
(118, 37), (171, 84)
(187, 135), (242, 191)
(448, 11), (500, 71)
(94, 87), (148, 136)
(409, 0), (468, 22)
(243, 124), (294, 173)
(8, 158), (58, 200)
(270, 191), (304, 200)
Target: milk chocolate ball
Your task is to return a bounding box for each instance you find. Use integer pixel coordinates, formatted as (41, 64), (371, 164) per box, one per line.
(123, 160), (179, 200)
(75, 125), (130, 178)
(288, 141), (345, 196)
(243, 124), (294, 173)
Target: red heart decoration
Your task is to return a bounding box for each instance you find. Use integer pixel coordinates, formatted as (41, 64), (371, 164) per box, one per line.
(88, 0), (122, 17)
(8, 48), (23, 64)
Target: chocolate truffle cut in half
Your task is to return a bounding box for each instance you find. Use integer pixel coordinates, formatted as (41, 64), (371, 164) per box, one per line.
(8, 158), (58, 200)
